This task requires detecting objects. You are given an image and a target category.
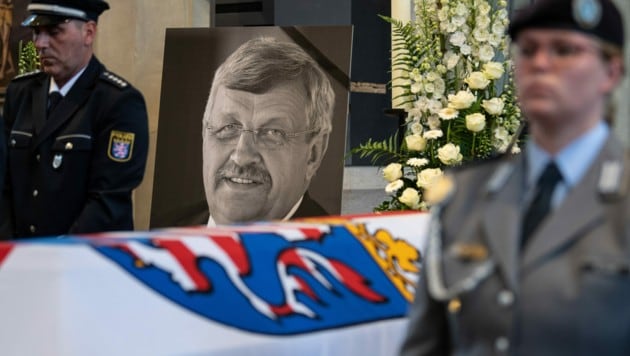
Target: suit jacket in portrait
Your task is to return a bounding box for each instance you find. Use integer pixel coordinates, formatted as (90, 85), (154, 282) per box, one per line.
(400, 135), (630, 356)
(2, 56), (149, 238)
(197, 191), (330, 226)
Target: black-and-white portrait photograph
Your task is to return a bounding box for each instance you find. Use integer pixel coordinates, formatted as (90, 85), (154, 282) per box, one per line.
(151, 26), (352, 227)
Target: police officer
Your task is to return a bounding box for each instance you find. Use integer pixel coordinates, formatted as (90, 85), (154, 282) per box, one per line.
(2, 0), (148, 238)
(400, 0), (629, 354)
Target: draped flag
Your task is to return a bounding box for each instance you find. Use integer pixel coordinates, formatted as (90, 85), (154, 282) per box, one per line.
(0, 212), (430, 355)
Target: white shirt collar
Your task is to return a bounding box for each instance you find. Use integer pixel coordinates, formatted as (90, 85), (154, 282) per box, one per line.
(207, 195), (304, 227)
(49, 65), (88, 96)
(525, 121), (609, 190)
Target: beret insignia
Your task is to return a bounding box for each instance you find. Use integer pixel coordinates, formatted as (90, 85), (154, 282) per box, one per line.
(573, 0), (602, 29)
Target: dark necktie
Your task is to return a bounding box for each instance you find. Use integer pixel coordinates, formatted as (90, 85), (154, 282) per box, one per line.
(521, 162), (563, 247)
(47, 91), (63, 118)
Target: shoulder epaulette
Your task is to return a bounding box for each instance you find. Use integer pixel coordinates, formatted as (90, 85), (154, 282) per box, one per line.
(100, 71), (129, 89)
(11, 70), (43, 81)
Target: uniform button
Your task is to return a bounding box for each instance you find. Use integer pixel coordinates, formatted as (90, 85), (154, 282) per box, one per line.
(32, 189), (38, 197)
(497, 290), (514, 307)
(10, 139), (16, 147)
(29, 225), (36, 233)
(36, 154), (41, 161)
(495, 337), (510, 352)
(65, 142), (73, 150)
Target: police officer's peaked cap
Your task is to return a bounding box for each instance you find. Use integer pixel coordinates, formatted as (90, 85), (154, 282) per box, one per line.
(22, 0), (110, 27)
(508, 0), (624, 49)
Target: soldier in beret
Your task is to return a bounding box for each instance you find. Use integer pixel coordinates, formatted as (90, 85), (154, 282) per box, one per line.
(1, 0), (149, 238)
(401, 0), (629, 354)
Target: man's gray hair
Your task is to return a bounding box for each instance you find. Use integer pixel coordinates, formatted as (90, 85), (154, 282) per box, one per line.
(205, 37), (335, 135)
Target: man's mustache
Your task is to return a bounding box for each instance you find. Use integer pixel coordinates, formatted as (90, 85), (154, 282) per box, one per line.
(216, 162), (272, 185)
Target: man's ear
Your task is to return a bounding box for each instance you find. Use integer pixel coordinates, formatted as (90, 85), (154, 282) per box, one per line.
(601, 55), (624, 94)
(83, 21), (97, 46)
(305, 133), (329, 184)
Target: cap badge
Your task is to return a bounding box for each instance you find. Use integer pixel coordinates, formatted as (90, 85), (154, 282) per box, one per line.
(573, 0), (602, 29)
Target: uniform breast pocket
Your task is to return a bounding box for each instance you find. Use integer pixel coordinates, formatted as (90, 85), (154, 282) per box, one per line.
(9, 131), (33, 149)
(8, 131), (33, 165)
(577, 255), (630, 355)
(50, 134), (93, 171)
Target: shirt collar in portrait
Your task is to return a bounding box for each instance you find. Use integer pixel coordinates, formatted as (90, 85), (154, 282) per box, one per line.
(49, 65), (88, 96)
(206, 195), (305, 227)
(526, 120), (609, 190)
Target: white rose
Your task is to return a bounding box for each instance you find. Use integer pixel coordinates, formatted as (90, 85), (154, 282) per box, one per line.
(482, 98), (505, 115)
(385, 179), (404, 195)
(483, 61), (504, 79)
(465, 72), (491, 90)
(398, 188), (420, 209)
(466, 113), (487, 132)
(423, 129), (443, 140)
(417, 168), (444, 190)
(410, 122), (423, 135)
(438, 107), (459, 120)
(405, 134), (427, 151)
(407, 158), (429, 167)
(438, 143), (463, 165)
(448, 90), (476, 109)
(382, 163), (403, 182)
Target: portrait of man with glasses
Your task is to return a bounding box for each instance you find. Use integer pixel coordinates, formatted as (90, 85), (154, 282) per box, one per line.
(201, 37), (334, 226)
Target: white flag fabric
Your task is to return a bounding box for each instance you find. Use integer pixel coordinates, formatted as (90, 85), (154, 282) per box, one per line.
(0, 212), (430, 356)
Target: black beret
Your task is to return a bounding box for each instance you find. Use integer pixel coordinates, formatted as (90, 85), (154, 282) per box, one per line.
(22, 0), (110, 27)
(508, 0), (624, 49)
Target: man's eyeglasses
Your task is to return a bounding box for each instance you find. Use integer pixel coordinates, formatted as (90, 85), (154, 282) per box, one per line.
(512, 42), (604, 64)
(206, 123), (318, 150)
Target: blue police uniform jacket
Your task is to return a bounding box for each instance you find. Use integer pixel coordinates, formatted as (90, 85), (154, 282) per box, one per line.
(2, 56), (148, 238)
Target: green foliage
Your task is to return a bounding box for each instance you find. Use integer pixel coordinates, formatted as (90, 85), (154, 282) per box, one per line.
(18, 40), (40, 75)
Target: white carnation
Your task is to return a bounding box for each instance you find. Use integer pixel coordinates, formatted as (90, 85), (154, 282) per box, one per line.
(423, 129), (444, 140)
(385, 179), (404, 195)
(407, 158), (429, 167)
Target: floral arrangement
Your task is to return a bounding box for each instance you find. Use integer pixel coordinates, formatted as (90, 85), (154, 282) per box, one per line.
(353, 0), (522, 211)
(18, 40), (40, 75)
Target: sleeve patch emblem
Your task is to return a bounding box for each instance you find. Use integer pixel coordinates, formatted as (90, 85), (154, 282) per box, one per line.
(108, 130), (135, 162)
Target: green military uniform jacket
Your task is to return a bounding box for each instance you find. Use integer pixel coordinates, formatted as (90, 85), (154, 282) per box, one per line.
(401, 136), (630, 355)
